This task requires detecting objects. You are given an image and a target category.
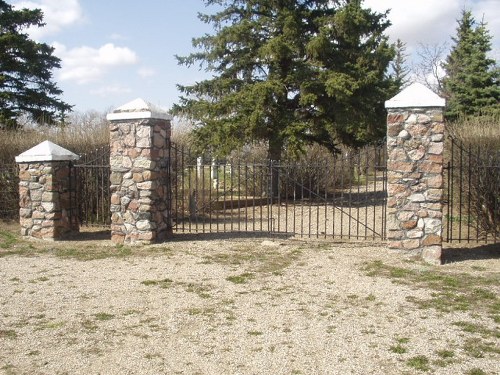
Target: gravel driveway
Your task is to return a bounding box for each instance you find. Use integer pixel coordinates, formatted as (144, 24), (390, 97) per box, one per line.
(0, 235), (498, 374)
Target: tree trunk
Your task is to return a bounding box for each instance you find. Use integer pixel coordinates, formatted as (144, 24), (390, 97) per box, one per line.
(268, 138), (283, 198)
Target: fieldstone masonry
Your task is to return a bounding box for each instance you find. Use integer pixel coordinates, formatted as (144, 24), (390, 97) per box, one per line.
(385, 83), (446, 265)
(107, 98), (172, 244)
(15, 141), (79, 240)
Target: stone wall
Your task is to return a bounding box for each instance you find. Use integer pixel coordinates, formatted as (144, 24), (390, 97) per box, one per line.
(386, 108), (445, 264)
(18, 161), (78, 239)
(109, 112), (171, 244)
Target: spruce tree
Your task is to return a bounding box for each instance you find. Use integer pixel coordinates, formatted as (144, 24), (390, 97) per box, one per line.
(391, 39), (410, 89)
(442, 10), (499, 120)
(0, 0), (71, 128)
(174, 0), (395, 160)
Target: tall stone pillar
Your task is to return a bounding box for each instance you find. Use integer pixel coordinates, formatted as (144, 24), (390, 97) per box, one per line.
(385, 83), (446, 265)
(107, 98), (172, 244)
(15, 141), (79, 240)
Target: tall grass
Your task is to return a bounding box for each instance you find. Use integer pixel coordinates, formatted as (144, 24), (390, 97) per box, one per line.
(0, 112), (109, 165)
(447, 114), (500, 151)
(0, 112), (109, 220)
(445, 114), (500, 239)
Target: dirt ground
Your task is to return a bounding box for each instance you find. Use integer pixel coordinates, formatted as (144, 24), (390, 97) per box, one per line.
(0, 223), (499, 375)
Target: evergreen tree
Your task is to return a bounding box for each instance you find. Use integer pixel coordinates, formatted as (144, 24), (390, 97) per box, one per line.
(390, 39), (410, 89)
(442, 10), (499, 120)
(174, 0), (395, 160)
(0, 0), (71, 128)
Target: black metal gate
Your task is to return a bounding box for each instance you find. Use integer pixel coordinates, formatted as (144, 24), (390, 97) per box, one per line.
(169, 142), (387, 240)
(71, 145), (111, 227)
(443, 134), (499, 243)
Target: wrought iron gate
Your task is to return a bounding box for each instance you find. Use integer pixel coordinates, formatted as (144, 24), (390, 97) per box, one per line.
(443, 134), (499, 243)
(169, 142), (387, 240)
(71, 145), (111, 226)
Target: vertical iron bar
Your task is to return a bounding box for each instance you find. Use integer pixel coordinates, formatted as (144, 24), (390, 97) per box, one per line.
(284, 164), (290, 233)
(364, 147), (369, 239)
(373, 146), (378, 239)
(245, 164), (248, 233)
(458, 142), (463, 241)
(340, 151), (345, 239)
(324, 161), (328, 239)
(300, 165), (304, 237)
(467, 143), (472, 242)
(307, 164), (313, 238)
(356, 150), (361, 239)
(449, 139), (454, 242)
(332, 155), (337, 238)
(316, 164), (320, 238)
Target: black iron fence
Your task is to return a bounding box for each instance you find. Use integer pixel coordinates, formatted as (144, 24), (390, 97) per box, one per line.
(444, 135), (499, 243)
(169, 142), (387, 240)
(0, 162), (19, 220)
(71, 145), (111, 226)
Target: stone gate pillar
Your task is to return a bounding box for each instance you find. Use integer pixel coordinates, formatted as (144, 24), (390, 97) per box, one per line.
(107, 98), (172, 244)
(385, 83), (446, 265)
(15, 141), (79, 240)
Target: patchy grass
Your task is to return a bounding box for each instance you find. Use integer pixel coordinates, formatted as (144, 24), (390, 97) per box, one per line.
(363, 260), (499, 318)
(226, 273), (255, 284)
(247, 330), (263, 336)
(463, 337), (500, 358)
(465, 368), (487, 375)
(203, 245), (302, 276)
(406, 355), (431, 372)
(433, 349), (455, 367)
(390, 337), (409, 354)
(452, 321), (499, 338)
(188, 307), (216, 317)
(141, 278), (212, 298)
(94, 313), (115, 321)
(141, 278), (173, 288)
(55, 245), (132, 261)
(0, 329), (17, 339)
(0, 230), (17, 249)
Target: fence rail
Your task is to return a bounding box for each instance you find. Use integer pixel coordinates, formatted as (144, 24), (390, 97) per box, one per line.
(0, 162), (19, 220)
(170, 142), (387, 240)
(444, 135), (499, 243)
(71, 145), (111, 226)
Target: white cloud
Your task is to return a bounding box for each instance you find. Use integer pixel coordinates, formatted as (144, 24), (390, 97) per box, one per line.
(13, 0), (84, 39)
(364, 0), (461, 51)
(54, 42), (139, 84)
(109, 33), (128, 41)
(90, 85), (133, 97)
(471, 0), (500, 57)
(138, 67), (156, 78)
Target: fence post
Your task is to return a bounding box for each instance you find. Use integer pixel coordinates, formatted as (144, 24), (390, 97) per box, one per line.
(15, 141), (80, 240)
(385, 83), (446, 265)
(107, 98), (172, 244)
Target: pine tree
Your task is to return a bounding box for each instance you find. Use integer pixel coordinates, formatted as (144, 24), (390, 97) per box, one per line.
(0, 0), (72, 128)
(174, 0), (395, 160)
(442, 10), (499, 120)
(391, 39), (410, 89)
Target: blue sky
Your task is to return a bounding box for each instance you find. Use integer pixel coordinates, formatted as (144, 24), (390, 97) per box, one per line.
(8, 0), (500, 114)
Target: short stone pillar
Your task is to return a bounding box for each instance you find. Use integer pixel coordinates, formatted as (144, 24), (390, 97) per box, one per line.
(15, 141), (80, 240)
(385, 83), (446, 265)
(107, 98), (172, 244)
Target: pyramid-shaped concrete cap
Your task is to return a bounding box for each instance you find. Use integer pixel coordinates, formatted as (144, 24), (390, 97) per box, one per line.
(15, 140), (80, 163)
(385, 82), (445, 108)
(106, 98), (172, 121)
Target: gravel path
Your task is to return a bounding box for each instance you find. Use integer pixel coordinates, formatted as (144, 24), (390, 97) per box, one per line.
(0, 237), (498, 374)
